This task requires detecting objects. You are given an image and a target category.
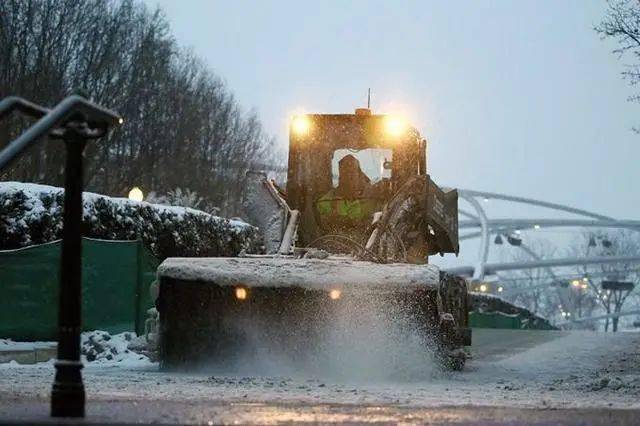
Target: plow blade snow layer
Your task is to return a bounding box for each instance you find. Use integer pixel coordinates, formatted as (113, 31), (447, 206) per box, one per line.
(157, 257), (470, 373)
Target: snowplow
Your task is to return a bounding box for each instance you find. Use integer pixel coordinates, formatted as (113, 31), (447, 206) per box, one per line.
(157, 107), (471, 371)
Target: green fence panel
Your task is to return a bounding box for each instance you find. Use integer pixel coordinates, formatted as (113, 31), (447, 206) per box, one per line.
(0, 238), (159, 341)
(469, 311), (522, 329)
(0, 241), (60, 340)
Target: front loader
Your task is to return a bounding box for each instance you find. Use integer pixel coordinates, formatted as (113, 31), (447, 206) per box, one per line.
(157, 107), (471, 371)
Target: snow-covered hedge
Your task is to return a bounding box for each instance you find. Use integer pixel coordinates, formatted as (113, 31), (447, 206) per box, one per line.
(0, 182), (260, 258)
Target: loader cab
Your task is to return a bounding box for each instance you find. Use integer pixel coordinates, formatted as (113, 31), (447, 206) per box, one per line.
(286, 108), (428, 246)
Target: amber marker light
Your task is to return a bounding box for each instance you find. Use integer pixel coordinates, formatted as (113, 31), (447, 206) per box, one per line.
(235, 287), (248, 300)
(329, 289), (341, 300)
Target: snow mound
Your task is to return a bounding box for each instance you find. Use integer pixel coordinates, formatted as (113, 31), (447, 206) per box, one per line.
(81, 330), (153, 366)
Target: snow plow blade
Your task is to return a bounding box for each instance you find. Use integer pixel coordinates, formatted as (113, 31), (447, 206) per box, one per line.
(156, 257), (470, 371)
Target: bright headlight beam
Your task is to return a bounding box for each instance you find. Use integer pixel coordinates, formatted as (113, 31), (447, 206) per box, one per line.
(291, 115), (310, 136)
(384, 115), (407, 137)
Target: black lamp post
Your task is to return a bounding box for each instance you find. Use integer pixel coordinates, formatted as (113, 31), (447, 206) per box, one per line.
(0, 95), (121, 418)
(50, 128), (88, 417)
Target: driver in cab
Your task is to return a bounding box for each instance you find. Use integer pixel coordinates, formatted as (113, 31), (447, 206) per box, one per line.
(316, 154), (381, 234)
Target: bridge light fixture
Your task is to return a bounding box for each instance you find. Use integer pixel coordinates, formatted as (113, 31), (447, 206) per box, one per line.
(534, 224), (540, 230)
(507, 234), (522, 246)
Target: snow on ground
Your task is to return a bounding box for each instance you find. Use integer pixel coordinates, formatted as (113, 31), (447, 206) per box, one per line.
(1, 329), (638, 410)
(0, 339), (54, 352)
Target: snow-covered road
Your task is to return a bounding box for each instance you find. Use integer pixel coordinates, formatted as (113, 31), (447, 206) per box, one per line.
(1, 329), (639, 423)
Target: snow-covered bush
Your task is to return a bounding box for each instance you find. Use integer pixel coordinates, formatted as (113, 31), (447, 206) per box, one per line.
(81, 330), (151, 365)
(147, 187), (204, 210)
(0, 182), (260, 258)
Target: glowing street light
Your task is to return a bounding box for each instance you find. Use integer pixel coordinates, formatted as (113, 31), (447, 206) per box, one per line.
(128, 186), (144, 202)
(329, 289), (341, 300)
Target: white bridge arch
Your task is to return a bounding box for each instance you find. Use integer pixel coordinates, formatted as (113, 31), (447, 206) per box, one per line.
(443, 189), (640, 281)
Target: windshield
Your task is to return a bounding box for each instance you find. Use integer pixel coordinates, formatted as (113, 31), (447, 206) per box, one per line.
(331, 148), (392, 187)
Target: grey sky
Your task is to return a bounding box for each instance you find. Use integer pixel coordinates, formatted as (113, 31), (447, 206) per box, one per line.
(146, 0), (637, 224)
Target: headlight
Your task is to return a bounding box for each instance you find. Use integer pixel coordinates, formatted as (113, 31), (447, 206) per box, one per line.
(329, 289), (341, 300)
(384, 115), (407, 137)
(291, 115), (311, 136)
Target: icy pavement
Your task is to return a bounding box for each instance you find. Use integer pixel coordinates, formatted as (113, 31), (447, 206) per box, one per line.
(0, 329), (639, 423)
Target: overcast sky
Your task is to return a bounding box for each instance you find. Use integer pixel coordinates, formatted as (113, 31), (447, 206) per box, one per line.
(145, 0), (637, 228)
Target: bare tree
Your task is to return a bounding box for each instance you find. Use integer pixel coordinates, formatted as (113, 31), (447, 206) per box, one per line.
(498, 240), (564, 322)
(0, 0), (282, 216)
(596, 0), (640, 131)
(569, 230), (640, 331)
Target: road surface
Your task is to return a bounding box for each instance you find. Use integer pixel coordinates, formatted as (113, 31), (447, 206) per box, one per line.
(1, 329), (639, 424)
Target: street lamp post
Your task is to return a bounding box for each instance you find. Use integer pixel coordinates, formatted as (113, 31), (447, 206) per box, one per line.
(0, 95), (121, 419)
(50, 129), (87, 417)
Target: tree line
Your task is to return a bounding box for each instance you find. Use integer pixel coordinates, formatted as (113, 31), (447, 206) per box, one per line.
(0, 0), (280, 215)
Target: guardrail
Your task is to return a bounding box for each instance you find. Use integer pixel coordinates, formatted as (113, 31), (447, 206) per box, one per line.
(0, 95), (121, 418)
